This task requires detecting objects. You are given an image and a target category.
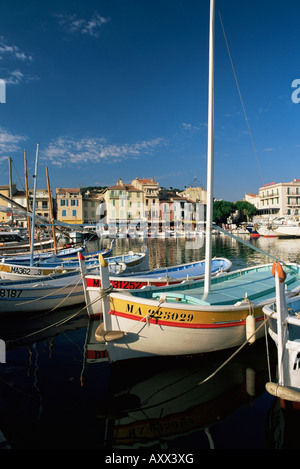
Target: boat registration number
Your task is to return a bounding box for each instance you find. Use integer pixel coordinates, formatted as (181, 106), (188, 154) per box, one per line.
(0, 289), (22, 298)
(110, 280), (144, 289)
(89, 278), (145, 289)
(11, 266), (42, 276)
(125, 303), (194, 323)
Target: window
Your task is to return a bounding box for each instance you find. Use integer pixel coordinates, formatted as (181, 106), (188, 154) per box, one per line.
(62, 210), (66, 217)
(72, 210), (77, 217)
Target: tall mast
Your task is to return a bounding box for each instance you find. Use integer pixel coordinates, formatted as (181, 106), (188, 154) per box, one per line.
(8, 157), (14, 227)
(46, 166), (57, 254)
(30, 143), (40, 267)
(204, 0), (215, 295)
(24, 150), (31, 247)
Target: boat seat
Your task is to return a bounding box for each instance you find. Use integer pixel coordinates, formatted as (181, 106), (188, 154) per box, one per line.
(151, 292), (210, 306)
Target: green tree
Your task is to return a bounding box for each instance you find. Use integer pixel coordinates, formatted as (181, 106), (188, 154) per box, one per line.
(213, 200), (235, 225)
(234, 201), (257, 222)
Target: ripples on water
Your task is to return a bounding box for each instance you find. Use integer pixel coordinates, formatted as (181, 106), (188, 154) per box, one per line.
(96, 233), (300, 270)
(0, 233), (300, 450)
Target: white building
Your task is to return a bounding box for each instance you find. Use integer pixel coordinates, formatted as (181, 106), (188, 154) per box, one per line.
(245, 179), (300, 219)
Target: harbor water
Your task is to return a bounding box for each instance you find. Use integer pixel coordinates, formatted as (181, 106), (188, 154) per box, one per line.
(0, 233), (300, 451)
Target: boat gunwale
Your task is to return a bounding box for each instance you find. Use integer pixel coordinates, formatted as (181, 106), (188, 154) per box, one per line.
(108, 262), (300, 313)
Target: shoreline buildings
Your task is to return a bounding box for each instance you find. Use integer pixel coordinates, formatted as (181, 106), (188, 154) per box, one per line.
(0, 176), (299, 229)
(244, 179), (300, 219)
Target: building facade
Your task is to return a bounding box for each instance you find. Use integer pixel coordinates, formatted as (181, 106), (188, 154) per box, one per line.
(131, 178), (160, 224)
(101, 179), (145, 226)
(0, 184), (15, 224)
(245, 179), (300, 219)
(56, 188), (83, 224)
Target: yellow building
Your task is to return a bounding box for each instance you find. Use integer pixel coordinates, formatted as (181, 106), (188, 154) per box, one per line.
(0, 184), (14, 224)
(82, 191), (104, 223)
(131, 177), (160, 223)
(102, 179), (144, 225)
(56, 188), (83, 224)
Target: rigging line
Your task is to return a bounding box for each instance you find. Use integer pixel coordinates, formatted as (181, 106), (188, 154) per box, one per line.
(12, 159), (25, 192)
(0, 158), (8, 176)
(217, 7), (264, 187)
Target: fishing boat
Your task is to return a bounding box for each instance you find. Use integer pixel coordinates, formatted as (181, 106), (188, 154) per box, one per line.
(0, 247), (148, 315)
(0, 269), (85, 316)
(256, 224), (278, 238)
(263, 262), (300, 405)
(93, 257), (300, 363)
(40, 247), (148, 273)
(78, 254), (232, 318)
(272, 219), (300, 238)
(0, 239), (114, 265)
(0, 230), (56, 253)
(246, 224), (261, 238)
(90, 0), (300, 364)
(0, 244), (148, 281)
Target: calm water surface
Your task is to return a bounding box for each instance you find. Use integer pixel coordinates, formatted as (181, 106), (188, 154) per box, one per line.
(0, 234), (300, 451)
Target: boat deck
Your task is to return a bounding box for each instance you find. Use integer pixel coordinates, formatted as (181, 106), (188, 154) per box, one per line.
(150, 268), (300, 306)
(130, 259), (229, 279)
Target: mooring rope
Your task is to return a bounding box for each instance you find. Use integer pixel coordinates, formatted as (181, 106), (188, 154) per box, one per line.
(136, 311), (276, 412)
(16, 274), (82, 306)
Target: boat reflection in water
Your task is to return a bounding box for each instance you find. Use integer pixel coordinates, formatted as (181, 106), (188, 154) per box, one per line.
(1, 303), (299, 449)
(91, 336), (277, 450)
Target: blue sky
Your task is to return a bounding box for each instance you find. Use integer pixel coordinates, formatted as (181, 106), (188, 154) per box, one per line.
(0, 0), (300, 202)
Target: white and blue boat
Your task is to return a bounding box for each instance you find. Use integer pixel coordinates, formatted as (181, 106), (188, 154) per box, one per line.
(0, 240), (114, 265)
(0, 244), (148, 281)
(263, 263), (300, 405)
(79, 255), (232, 317)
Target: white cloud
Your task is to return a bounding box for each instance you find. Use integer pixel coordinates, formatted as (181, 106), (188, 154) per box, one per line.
(0, 127), (27, 154)
(56, 12), (110, 37)
(43, 136), (165, 167)
(181, 122), (206, 131)
(0, 37), (34, 86)
(0, 37), (32, 62)
(4, 70), (24, 85)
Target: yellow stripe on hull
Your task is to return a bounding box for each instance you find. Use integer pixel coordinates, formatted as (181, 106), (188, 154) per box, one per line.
(109, 296), (264, 328)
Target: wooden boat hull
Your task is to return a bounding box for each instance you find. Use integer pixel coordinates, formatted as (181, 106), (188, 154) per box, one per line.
(81, 257), (232, 318)
(95, 262), (300, 363)
(273, 225), (300, 238)
(100, 293), (266, 362)
(0, 238), (55, 254)
(0, 272), (84, 315)
(0, 248), (147, 281)
(1, 245), (86, 263)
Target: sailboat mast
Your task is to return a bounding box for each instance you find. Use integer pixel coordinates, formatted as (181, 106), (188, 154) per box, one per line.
(24, 150), (31, 247)
(30, 143), (40, 266)
(204, 0), (215, 295)
(8, 156), (14, 227)
(46, 166), (57, 254)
